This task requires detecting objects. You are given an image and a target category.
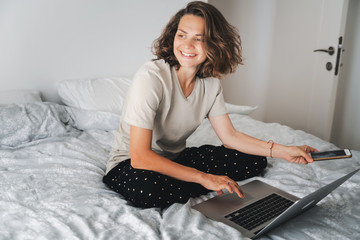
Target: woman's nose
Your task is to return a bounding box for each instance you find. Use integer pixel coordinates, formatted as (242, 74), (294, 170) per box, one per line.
(183, 38), (194, 49)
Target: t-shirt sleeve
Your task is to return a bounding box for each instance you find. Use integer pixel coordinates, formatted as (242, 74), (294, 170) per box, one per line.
(123, 67), (163, 130)
(207, 79), (227, 117)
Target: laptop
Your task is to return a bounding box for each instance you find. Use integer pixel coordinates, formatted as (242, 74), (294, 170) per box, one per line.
(192, 168), (360, 239)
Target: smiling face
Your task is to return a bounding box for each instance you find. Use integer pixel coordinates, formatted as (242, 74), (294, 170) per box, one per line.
(173, 14), (207, 73)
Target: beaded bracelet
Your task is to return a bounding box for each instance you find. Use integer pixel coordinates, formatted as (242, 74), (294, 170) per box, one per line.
(267, 140), (275, 158)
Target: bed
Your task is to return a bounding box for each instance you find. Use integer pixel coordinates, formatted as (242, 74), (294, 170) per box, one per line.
(1, 77), (359, 240)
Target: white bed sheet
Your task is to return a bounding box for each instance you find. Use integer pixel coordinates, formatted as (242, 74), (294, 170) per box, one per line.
(0, 102), (359, 240)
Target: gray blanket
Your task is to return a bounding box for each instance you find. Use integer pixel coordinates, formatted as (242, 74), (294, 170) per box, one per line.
(1, 102), (359, 239)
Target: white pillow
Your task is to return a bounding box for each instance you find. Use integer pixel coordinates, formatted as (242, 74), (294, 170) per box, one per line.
(0, 90), (42, 104)
(57, 77), (132, 115)
(57, 77), (256, 116)
(225, 103), (257, 115)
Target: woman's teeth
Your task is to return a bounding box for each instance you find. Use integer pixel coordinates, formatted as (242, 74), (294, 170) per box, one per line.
(181, 51), (195, 57)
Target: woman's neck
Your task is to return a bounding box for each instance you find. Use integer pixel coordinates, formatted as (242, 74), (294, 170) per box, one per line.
(176, 66), (197, 85)
(176, 67), (197, 97)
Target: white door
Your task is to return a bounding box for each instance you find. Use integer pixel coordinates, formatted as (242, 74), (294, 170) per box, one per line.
(263, 0), (348, 141)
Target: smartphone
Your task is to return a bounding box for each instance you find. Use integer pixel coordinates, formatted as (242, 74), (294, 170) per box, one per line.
(311, 149), (352, 161)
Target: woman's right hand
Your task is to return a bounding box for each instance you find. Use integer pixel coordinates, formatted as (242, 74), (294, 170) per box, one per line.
(198, 173), (245, 198)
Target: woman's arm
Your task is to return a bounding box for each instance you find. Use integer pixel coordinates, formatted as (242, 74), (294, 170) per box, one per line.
(208, 114), (317, 164)
(130, 125), (202, 182)
(129, 125), (244, 197)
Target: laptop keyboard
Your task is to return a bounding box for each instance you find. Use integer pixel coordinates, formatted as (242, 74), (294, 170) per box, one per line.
(225, 193), (294, 231)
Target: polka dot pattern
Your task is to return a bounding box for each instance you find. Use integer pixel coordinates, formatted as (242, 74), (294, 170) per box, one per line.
(103, 145), (267, 209)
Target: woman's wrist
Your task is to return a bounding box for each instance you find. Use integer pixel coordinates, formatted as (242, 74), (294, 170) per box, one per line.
(191, 168), (207, 185)
(269, 143), (287, 159)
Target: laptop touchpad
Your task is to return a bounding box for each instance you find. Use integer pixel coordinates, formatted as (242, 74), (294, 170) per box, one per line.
(197, 192), (255, 219)
(222, 191), (254, 206)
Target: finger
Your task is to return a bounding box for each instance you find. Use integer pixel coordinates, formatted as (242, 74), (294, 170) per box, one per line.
(302, 145), (318, 153)
(293, 156), (307, 164)
(225, 181), (234, 194)
(299, 146), (314, 163)
(217, 190), (224, 195)
(232, 183), (245, 198)
(302, 153), (313, 163)
(306, 155), (314, 163)
(227, 181), (244, 198)
(309, 146), (318, 153)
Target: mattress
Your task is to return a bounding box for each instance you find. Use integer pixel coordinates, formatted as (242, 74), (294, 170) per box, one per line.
(1, 102), (359, 240)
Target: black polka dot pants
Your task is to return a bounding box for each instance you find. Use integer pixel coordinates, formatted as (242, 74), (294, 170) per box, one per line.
(103, 145), (267, 209)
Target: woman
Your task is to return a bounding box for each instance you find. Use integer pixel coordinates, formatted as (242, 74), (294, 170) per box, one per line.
(103, 1), (317, 209)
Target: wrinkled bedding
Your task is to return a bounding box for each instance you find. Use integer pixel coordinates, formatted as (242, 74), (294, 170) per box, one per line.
(0, 102), (359, 240)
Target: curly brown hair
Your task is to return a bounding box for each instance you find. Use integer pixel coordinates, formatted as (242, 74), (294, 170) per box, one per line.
(152, 1), (243, 79)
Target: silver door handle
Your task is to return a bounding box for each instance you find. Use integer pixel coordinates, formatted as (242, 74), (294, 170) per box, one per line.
(313, 46), (335, 55)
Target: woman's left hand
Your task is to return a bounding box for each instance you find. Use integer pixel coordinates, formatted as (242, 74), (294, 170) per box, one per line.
(281, 145), (318, 164)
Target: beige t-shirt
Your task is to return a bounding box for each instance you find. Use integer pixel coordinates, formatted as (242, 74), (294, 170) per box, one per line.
(106, 59), (227, 174)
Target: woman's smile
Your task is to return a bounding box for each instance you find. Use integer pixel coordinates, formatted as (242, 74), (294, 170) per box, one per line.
(181, 51), (196, 57)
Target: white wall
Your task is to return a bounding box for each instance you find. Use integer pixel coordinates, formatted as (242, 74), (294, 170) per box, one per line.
(211, 0), (360, 150)
(331, 0), (360, 150)
(1, 0), (359, 150)
(0, 0), (191, 102)
(209, 0), (276, 121)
